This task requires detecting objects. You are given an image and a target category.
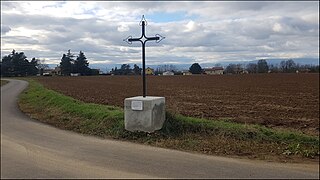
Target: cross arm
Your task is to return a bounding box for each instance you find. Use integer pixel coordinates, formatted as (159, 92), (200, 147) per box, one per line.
(146, 37), (160, 41)
(128, 38), (142, 42)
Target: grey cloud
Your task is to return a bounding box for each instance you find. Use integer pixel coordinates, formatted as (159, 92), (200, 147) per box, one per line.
(222, 1), (272, 11)
(1, 25), (11, 35)
(42, 33), (78, 44)
(2, 36), (38, 44)
(1, 1), (18, 9)
(52, 26), (69, 32)
(2, 13), (127, 45)
(233, 20), (274, 40)
(43, 2), (66, 9)
(276, 17), (318, 36)
(42, 39), (106, 54)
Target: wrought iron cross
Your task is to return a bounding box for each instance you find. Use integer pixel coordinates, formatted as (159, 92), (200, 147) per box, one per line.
(124, 15), (165, 97)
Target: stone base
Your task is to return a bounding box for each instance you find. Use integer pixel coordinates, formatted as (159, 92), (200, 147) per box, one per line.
(124, 96), (165, 132)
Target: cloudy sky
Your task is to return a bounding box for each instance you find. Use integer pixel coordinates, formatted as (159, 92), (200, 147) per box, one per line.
(1, 1), (319, 66)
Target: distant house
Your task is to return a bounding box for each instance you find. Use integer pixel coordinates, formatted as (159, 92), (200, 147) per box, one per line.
(239, 70), (249, 74)
(91, 68), (103, 75)
(52, 66), (61, 76)
(70, 73), (81, 76)
(42, 69), (55, 76)
(145, 67), (154, 75)
(182, 70), (192, 75)
(296, 69), (311, 73)
(203, 67), (224, 75)
(162, 71), (174, 76)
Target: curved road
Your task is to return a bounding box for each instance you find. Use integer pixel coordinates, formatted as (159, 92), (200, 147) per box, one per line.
(1, 79), (319, 178)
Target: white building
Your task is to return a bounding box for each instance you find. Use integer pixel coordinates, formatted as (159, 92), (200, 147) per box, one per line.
(162, 71), (174, 76)
(182, 70), (192, 75)
(203, 67), (224, 75)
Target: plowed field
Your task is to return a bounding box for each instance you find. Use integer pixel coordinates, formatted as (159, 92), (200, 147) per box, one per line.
(35, 74), (319, 135)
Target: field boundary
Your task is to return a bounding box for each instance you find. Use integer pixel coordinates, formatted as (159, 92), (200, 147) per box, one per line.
(18, 78), (319, 162)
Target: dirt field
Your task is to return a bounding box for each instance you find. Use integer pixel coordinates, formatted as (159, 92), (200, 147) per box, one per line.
(35, 74), (319, 135)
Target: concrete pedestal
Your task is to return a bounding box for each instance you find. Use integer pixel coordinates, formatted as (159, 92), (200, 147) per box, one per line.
(124, 96), (165, 132)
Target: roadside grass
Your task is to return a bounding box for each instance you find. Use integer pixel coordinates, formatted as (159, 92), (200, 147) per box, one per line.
(18, 79), (319, 162)
(1, 79), (9, 86)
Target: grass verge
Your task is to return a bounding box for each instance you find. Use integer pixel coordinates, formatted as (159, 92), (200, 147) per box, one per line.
(18, 79), (319, 162)
(1, 79), (9, 86)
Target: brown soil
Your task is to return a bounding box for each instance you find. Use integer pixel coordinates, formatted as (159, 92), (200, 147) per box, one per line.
(35, 73), (319, 136)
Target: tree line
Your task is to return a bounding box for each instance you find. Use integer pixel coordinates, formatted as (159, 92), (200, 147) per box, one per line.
(0, 49), (97, 77)
(224, 59), (319, 74)
(187, 59), (319, 75)
(59, 49), (93, 76)
(0, 50), (39, 77)
(110, 64), (179, 75)
(110, 64), (142, 75)
(110, 59), (319, 75)
(1, 51), (319, 77)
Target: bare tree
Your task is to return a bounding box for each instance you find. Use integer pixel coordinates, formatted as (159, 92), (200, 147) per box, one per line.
(246, 63), (258, 73)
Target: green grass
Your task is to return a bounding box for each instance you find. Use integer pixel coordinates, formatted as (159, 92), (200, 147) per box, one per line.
(1, 79), (9, 86)
(163, 113), (318, 144)
(18, 79), (319, 161)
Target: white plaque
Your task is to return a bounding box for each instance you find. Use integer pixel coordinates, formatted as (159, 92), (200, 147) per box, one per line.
(131, 101), (143, 111)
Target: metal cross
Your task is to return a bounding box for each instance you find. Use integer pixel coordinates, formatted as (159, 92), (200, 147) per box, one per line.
(124, 15), (165, 97)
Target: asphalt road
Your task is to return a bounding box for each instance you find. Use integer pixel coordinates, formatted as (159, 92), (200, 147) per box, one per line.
(1, 79), (319, 178)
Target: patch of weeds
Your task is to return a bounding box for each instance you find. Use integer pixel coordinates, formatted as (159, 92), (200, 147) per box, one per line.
(282, 143), (319, 158)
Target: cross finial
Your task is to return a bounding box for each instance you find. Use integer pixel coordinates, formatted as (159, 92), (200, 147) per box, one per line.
(139, 15), (147, 26)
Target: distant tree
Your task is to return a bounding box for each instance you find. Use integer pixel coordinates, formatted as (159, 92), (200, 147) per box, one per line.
(12, 50), (29, 76)
(225, 64), (236, 74)
(133, 64), (141, 75)
(28, 57), (39, 75)
(246, 63), (258, 73)
(1, 49), (38, 77)
(120, 64), (131, 75)
(285, 59), (296, 73)
(112, 67), (119, 75)
(225, 63), (244, 74)
(269, 64), (280, 73)
(162, 64), (177, 72)
(189, 63), (202, 74)
(60, 54), (71, 76)
(59, 50), (93, 76)
(295, 64), (319, 73)
(111, 64), (132, 75)
(279, 59), (297, 73)
(34, 58), (49, 75)
(75, 51), (90, 75)
(311, 65), (319, 73)
(1, 52), (14, 76)
(66, 49), (77, 73)
(154, 67), (162, 75)
(155, 64), (177, 75)
(236, 64), (244, 74)
(257, 59), (269, 73)
(66, 49), (75, 60)
(280, 60), (287, 73)
(90, 69), (100, 75)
